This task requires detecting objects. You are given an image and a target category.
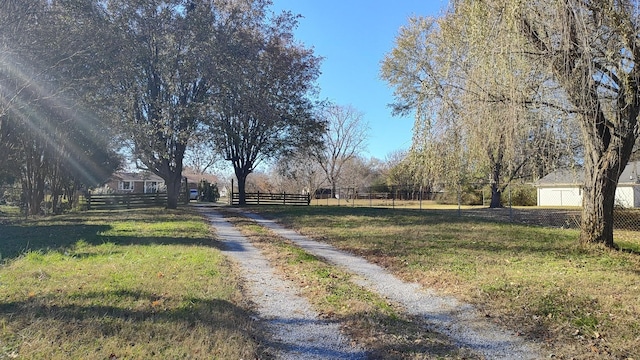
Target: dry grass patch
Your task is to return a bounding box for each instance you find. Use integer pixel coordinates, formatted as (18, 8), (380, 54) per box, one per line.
(248, 206), (640, 360)
(0, 208), (265, 359)
(220, 209), (478, 360)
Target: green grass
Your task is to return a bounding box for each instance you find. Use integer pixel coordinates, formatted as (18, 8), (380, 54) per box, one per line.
(4, 204), (639, 359)
(0, 208), (264, 359)
(246, 205), (640, 360)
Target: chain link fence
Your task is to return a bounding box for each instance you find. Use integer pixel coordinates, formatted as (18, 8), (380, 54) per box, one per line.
(3, 181), (638, 231)
(311, 184), (640, 231)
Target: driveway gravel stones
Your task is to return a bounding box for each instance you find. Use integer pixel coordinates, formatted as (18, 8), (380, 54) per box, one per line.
(202, 210), (365, 359)
(203, 208), (548, 359)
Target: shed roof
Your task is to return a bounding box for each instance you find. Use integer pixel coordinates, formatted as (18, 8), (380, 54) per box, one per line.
(536, 168), (583, 186)
(537, 161), (640, 187)
(619, 161), (640, 184)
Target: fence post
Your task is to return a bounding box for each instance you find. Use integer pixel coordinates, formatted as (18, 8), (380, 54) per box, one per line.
(352, 188), (355, 208)
(392, 186), (395, 209)
(457, 182), (462, 217)
(509, 185), (513, 222)
(283, 191), (286, 205)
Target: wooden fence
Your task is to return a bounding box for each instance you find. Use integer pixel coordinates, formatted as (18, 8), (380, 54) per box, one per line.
(231, 192), (310, 206)
(84, 192), (186, 210)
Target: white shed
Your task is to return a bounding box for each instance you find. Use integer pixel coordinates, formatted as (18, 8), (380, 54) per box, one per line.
(536, 162), (640, 208)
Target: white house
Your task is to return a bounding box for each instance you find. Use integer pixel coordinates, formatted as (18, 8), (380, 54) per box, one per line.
(536, 162), (640, 208)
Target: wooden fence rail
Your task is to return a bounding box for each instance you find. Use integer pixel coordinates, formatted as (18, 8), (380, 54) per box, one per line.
(231, 192), (310, 206)
(84, 193), (177, 210)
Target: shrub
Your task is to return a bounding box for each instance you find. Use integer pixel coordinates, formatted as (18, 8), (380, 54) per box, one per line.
(198, 180), (220, 202)
(509, 185), (537, 206)
(435, 185), (482, 205)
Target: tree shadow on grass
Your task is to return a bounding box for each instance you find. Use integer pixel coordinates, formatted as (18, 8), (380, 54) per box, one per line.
(0, 289), (242, 323)
(0, 205), (239, 263)
(0, 290), (268, 359)
(0, 223), (225, 263)
(336, 310), (479, 360)
(0, 224), (109, 261)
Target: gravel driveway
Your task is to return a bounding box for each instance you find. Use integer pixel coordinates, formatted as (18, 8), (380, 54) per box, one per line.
(202, 208), (547, 359)
(203, 210), (365, 359)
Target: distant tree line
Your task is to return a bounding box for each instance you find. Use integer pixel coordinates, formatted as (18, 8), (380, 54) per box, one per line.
(8, 0), (636, 250)
(0, 0), (324, 212)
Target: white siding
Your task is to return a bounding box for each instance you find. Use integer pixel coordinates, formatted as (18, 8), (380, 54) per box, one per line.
(537, 187), (582, 206)
(615, 187), (634, 208)
(537, 185), (640, 208)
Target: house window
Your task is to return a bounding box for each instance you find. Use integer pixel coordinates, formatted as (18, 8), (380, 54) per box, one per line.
(119, 181), (133, 191)
(145, 181), (159, 193)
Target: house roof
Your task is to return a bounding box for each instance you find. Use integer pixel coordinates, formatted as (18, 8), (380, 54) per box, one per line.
(110, 170), (219, 184)
(182, 170), (219, 185)
(537, 161), (640, 186)
(619, 161), (640, 184)
(112, 172), (164, 182)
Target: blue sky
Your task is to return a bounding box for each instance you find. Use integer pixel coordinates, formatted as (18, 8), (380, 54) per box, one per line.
(270, 0), (448, 160)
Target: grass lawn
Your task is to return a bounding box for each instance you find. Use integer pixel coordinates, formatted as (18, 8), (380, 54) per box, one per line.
(246, 205), (640, 360)
(0, 208), (264, 359)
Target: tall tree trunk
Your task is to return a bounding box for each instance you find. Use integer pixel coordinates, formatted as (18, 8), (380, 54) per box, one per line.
(165, 172), (183, 209)
(64, 181), (80, 210)
(519, 5), (640, 248)
(23, 179), (45, 216)
(488, 148), (503, 208)
(149, 144), (186, 210)
(49, 162), (63, 214)
(236, 172), (248, 206)
(580, 162), (618, 247)
(22, 145), (46, 216)
(579, 115), (635, 247)
(489, 183), (502, 208)
(578, 106), (636, 247)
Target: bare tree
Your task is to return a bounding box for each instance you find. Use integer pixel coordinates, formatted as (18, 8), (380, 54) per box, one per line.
(315, 104), (369, 197)
(273, 150), (327, 195)
(340, 156), (385, 191)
